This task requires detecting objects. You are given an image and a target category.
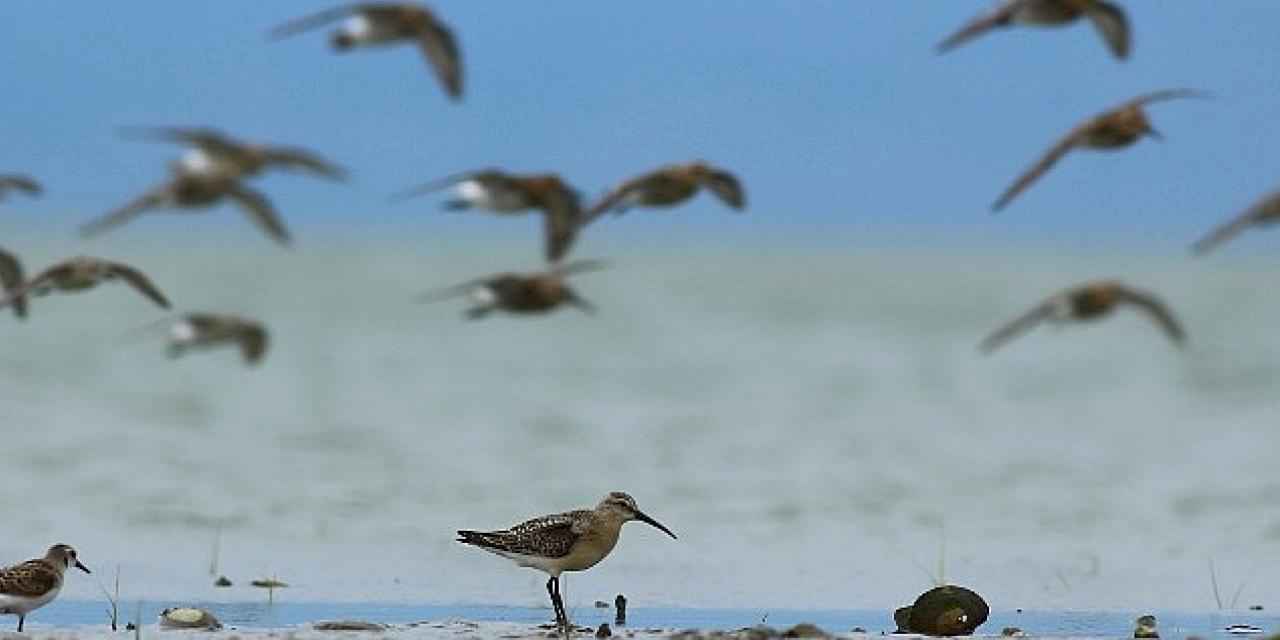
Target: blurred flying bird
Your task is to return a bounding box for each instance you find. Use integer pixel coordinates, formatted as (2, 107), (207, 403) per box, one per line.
(121, 126), (346, 182)
(0, 175), (42, 203)
(393, 169), (584, 263)
(585, 161), (745, 223)
(269, 3), (462, 100)
(992, 89), (1207, 212)
(0, 256), (170, 312)
(164, 313), (270, 365)
(980, 279), (1185, 353)
(83, 168), (292, 246)
(1192, 189), (1280, 255)
(938, 0), (1130, 59)
(417, 260), (606, 319)
(0, 248), (27, 319)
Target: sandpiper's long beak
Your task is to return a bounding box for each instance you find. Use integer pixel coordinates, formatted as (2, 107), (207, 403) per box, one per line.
(634, 510), (677, 539)
(75, 561), (91, 574)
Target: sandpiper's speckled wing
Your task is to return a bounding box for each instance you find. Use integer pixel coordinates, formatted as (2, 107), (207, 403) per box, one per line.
(390, 169), (506, 202)
(1084, 1), (1131, 59)
(1192, 190), (1280, 255)
(267, 4), (362, 40)
(1114, 285), (1186, 346)
(414, 14), (463, 100)
(936, 0), (1023, 53)
(187, 315), (270, 365)
(0, 261), (75, 311)
(81, 184), (173, 237)
(457, 509), (592, 559)
(0, 560), (58, 598)
(105, 261), (172, 309)
(543, 188), (583, 263)
(978, 295), (1061, 353)
(991, 129), (1083, 212)
(0, 248), (26, 319)
(226, 184), (291, 246)
(699, 168), (746, 210)
(0, 175), (43, 197)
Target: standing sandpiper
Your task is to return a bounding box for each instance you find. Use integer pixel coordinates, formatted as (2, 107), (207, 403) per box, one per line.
(458, 492), (677, 631)
(0, 544), (90, 632)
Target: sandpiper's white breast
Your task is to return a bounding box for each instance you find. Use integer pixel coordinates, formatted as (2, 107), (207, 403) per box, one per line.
(458, 180), (526, 212)
(341, 14), (400, 44)
(170, 320), (197, 343)
(178, 149), (217, 174)
(0, 588), (59, 615)
(469, 286), (498, 306)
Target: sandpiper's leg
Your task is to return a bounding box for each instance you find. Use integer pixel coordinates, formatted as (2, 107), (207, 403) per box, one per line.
(17, 614), (23, 632)
(546, 576), (568, 630)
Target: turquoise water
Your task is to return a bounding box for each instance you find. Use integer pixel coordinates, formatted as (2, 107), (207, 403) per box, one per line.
(1, 229), (1278, 613)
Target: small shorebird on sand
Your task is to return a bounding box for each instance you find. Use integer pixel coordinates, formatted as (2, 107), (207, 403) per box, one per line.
(0, 256), (171, 312)
(417, 260), (605, 319)
(121, 126), (346, 182)
(165, 313), (270, 366)
(0, 544), (90, 632)
(458, 492), (677, 631)
(937, 0), (1130, 59)
(83, 168), (292, 246)
(0, 175), (42, 203)
(585, 161), (745, 223)
(992, 89), (1207, 212)
(0, 248), (27, 319)
(1192, 189), (1280, 255)
(394, 170), (584, 263)
(269, 3), (462, 101)
(980, 280), (1185, 353)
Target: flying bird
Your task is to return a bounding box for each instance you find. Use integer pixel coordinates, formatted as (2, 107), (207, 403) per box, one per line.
(394, 169), (584, 263)
(0, 175), (42, 202)
(83, 169), (291, 246)
(417, 260), (605, 319)
(165, 313), (270, 365)
(938, 0), (1130, 59)
(0, 256), (170, 312)
(269, 3), (462, 100)
(992, 89), (1207, 212)
(121, 126), (346, 182)
(980, 279), (1185, 353)
(0, 248), (26, 320)
(1191, 189), (1280, 255)
(584, 161), (745, 223)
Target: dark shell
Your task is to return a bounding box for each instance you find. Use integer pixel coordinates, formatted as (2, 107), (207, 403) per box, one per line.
(905, 585), (989, 636)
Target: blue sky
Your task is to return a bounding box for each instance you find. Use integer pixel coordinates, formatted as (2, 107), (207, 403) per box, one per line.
(3, 1), (1279, 252)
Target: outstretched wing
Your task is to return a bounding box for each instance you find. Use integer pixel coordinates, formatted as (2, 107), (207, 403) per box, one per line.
(542, 188), (583, 263)
(992, 129), (1083, 212)
(979, 297), (1058, 354)
(417, 20), (463, 100)
(119, 126), (239, 153)
(583, 176), (649, 223)
(80, 184), (172, 237)
(268, 4), (361, 40)
(936, 0), (1020, 53)
(1118, 88), (1211, 111)
(700, 168), (746, 210)
(238, 323), (270, 365)
(1192, 191), (1280, 255)
(107, 261), (172, 309)
(1084, 0), (1131, 60)
(1115, 285), (1186, 347)
(0, 248), (26, 318)
(415, 273), (514, 304)
(553, 259), (610, 278)
(227, 184), (292, 246)
(390, 169), (504, 202)
(0, 175), (42, 195)
(261, 146), (347, 180)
